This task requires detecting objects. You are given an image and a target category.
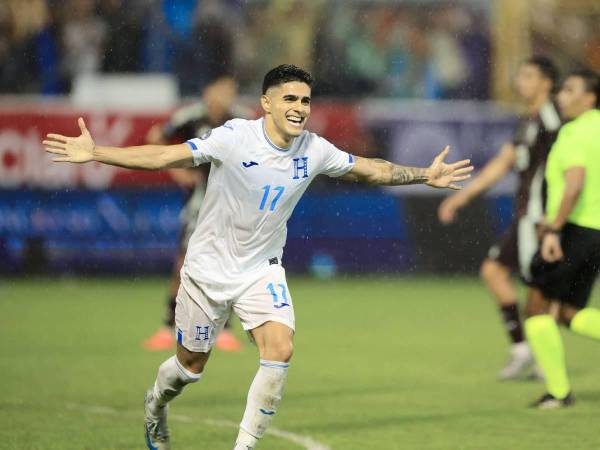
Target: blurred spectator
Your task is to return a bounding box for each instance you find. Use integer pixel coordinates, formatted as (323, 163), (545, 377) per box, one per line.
(185, 4), (234, 95)
(529, 0), (599, 85)
(586, 34), (600, 74)
(384, 9), (433, 98)
(60, 0), (107, 87)
(7, 0), (598, 101)
(100, 0), (145, 73)
(0, 0), (60, 93)
(142, 0), (235, 95)
(313, 2), (488, 99)
(456, 8), (491, 99)
(345, 6), (390, 91)
(255, 1), (320, 78)
(142, 0), (197, 75)
(428, 6), (470, 98)
(0, 1), (19, 92)
(583, 15), (600, 74)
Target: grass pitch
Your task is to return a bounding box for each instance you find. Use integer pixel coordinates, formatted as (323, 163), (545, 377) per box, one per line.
(1, 276), (599, 450)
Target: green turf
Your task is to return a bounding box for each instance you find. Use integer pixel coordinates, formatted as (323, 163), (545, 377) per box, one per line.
(1, 276), (599, 450)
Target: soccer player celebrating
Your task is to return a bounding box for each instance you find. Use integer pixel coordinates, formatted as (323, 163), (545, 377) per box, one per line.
(525, 69), (600, 409)
(143, 75), (249, 353)
(438, 57), (561, 380)
(44, 65), (473, 449)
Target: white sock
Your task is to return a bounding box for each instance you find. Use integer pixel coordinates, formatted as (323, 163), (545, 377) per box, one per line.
(235, 359), (289, 448)
(150, 355), (202, 412)
(511, 341), (531, 355)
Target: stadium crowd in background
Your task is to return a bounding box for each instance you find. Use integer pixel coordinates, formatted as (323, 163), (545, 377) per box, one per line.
(0, 0), (492, 98)
(2, 1), (599, 99)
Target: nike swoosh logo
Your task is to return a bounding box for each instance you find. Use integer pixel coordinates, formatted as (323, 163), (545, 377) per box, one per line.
(242, 161), (259, 168)
(260, 409), (276, 415)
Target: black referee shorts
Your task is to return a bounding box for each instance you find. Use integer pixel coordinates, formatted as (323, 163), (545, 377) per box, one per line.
(530, 223), (600, 309)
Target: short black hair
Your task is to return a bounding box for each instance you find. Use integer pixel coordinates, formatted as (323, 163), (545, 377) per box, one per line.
(262, 64), (313, 94)
(524, 56), (559, 89)
(204, 73), (235, 87)
(567, 68), (600, 108)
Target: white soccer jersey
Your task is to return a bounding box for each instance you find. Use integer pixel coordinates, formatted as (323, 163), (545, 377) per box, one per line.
(182, 117), (354, 300)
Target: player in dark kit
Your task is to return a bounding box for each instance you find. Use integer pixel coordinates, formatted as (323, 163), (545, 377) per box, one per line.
(526, 69), (600, 409)
(438, 57), (561, 379)
(143, 75), (252, 352)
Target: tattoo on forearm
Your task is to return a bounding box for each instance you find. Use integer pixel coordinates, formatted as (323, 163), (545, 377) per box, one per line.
(358, 158), (429, 186)
(389, 164), (428, 185)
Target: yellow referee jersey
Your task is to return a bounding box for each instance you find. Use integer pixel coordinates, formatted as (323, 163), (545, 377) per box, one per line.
(545, 109), (600, 230)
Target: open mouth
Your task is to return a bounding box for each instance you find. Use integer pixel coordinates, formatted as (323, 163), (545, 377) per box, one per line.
(286, 115), (305, 128)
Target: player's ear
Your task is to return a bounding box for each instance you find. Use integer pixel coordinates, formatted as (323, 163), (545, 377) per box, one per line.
(583, 90), (596, 109)
(260, 94), (271, 114)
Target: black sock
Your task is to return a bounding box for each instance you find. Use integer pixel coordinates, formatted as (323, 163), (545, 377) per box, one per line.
(500, 303), (524, 344)
(164, 295), (176, 328)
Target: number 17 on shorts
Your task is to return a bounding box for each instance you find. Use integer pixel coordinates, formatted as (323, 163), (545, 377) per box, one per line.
(233, 266), (296, 332)
(266, 282), (290, 309)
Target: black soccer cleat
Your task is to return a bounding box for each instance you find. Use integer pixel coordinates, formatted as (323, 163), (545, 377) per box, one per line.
(530, 392), (575, 410)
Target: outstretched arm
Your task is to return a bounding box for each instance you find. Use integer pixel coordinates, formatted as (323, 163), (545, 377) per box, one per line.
(44, 118), (195, 170)
(340, 146), (473, 189)
(438, 142), (516, 224)
(145, 122), (205, 188)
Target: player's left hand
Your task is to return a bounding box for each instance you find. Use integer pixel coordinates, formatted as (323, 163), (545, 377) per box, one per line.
(541, 232), (563, 262)
(426, 146), (474, 190)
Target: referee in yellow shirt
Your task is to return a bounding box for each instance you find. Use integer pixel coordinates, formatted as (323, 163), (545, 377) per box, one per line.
(524, 69), (600, 409)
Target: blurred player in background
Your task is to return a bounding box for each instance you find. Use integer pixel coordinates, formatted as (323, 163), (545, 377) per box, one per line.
(526, 69), (600, 409)
(44, 64), (473, 450)
(438, 56), (561, 380)
(143, 75), (251, 352)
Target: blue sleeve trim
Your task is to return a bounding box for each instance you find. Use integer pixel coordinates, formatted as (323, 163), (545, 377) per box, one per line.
(186, 140), (198, 150)
(349, 154), (354, 163)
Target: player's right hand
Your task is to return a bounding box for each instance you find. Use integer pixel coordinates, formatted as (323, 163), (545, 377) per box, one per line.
(541, 232), (563, 262)
(43, 117), (95, 163)
(438, 195), (465, 225)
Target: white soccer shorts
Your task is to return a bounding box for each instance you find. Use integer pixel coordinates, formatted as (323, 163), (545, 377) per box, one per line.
(175, 265), (295, 353)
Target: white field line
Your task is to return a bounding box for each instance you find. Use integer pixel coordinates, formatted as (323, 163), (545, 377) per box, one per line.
(65, 402), (331, 450)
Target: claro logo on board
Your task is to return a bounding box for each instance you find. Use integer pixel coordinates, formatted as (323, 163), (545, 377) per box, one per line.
(0, 115), (133, 190)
